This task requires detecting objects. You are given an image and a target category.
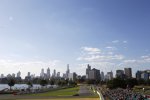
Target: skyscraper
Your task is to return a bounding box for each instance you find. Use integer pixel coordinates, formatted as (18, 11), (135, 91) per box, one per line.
(88, 68), (100, 80)
(53, 69), (56, 77)
(40, 68), (44, 77)
(101, 71), (105, 81)
(28, 72), (31, 77)
(66, 64), (70, 79)
(116, 70), (124, 78)
(17, 71), (21, 77)
(107, 71), (113, 80)
(86, 64), (91, 79)
(57, 72), (60, 78)
(47, 67), (50, 79)
(124, 68), (132, 78)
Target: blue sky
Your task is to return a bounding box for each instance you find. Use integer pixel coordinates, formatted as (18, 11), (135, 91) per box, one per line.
(0, 0), (150, 78)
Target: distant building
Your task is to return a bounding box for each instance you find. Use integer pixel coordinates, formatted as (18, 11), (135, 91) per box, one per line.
(47, 67), (50, 79)
(17, 71), (21, 78)
(12, 73), (15, 78)
(57, 72), (60, 78)
(1, 74), (4, 78)
(106, 71), (113, 80)
(136, 71), (142, 80)
(141, 72), (149, 80)
(88, 68), (100, 80)
(86, 64), (91, 79)
(7, 74), (12, 78)
(66, 64), (70, 79)
(28, 72), (31, 77)
(124, 68), (132, 78)
(53, 69), (56, 78)
(40, 68), (44, 77)
(101, 71), (105, 81)
(63, 73), (66, 79)
(69, 72), (77, 81)
(136, 70), (150, 80)
(116, 70), (124, 78)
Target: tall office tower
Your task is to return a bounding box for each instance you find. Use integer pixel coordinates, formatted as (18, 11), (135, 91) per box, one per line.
(66, 64), (70, 79)
(53, 69), (56, 77)
(41, 68), (44, 77)
(124, 68), (132, 78)
(17, 71), (21, 77)
(68, 72), (77, 81)
(136, 70), (142, 80)
(86, 64), (91, 79)
(57, 72), (60, 78)
(12, 73), (15, 78)
(101, 71), (105, 81)
(116, 70), (124, 78)
(1, 74), (4, 78)
(107, 71), (113, 80)
(47, 67), (50, 79)
(28, 72), (31, 77)
(88, 68), (100, 80)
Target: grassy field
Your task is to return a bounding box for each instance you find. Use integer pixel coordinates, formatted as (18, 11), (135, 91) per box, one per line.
(18, 98), (99, 100)
(31, 86), (79, 96)
(133, 85), (150, 95)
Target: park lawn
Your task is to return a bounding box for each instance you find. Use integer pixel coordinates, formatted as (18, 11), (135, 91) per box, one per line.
(133, 85), (150, 95)
(18, 98), (99, 100)
(31, 86), (79, 96)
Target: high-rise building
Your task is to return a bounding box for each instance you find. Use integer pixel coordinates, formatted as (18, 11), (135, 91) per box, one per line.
(28, 72), (31, 77)
(88, 68), (100, 80)
(86, 64), (91, 79)
(1, 74), (4, 78)
(53, 69), (56, 77)
(17, 71), (21, 77)
(101, 71), (105, 81)
(57, 72), (60, 78)
(141, 72), (149, 80)
(7, 74), (12, 78)
(47, 67), (50, 79)
(124, 68), (132, 78)
(40, 68), (44, 77)
(136, 70), (142, 80)
(107, 71), (113, 80)
(116, 70), (124, 78)
(12, 73), (15, 78)
(66, 64), (70, 78)
(69, 72), (77, 81)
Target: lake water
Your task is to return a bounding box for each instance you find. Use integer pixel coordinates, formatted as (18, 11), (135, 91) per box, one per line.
(0, 84), (54, 91)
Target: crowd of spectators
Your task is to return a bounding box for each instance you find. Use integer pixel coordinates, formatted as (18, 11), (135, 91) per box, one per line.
(105, 88), (148, 100)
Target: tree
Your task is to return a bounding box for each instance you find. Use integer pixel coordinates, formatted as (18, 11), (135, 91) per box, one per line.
(107, 78), (126, 89)
(49, 79), (55, 85)
(27, 81), (33, 89)
(40, 79), (48, 87)
(68, 80), (77, 86)
(126, 78), (138, 88)
(7, 79), (15, 90)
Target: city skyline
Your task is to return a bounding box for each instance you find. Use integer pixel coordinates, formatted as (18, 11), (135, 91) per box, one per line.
(0, 0), (150, 77)
(0, 64), (149, 80)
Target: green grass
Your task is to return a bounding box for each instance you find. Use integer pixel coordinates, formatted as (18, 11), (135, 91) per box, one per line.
(133, 85), (150, 95)
(31, 86), (79, 96)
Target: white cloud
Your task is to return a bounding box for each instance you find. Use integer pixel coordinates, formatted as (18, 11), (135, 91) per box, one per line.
(81, 47), (101, 54)
(108, 52), (114, 55)
(112, 40), (119, 43)
(78, 46), (124, 62)
(106, 46), (117, 50)
(123, 41), (128, 43)
(123, 59), (137, 63)
(9, 16), (13, 21)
